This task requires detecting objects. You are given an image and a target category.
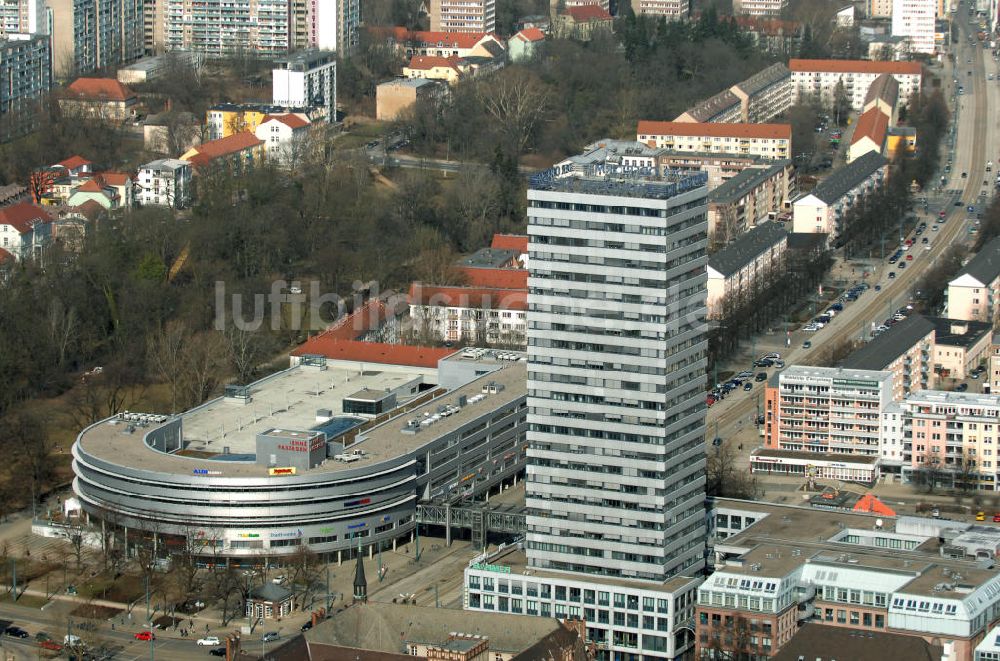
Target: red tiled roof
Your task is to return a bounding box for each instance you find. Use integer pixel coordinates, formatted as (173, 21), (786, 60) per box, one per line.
(515, 27), (546, 42)
(100, 172), (132, 186)
(74, 200), (106, 222)
(374, 27), (490, 50)
(192, 132), (264, 160)
(637, 120), (792, 141)
(851, 107), (889, 146)
(407, 55), (462, 72)
(491, 233), (528, 252)
(409, 283), (527, 311)
(460, 268), (528, 290)
(57, 155), (92, 170)
(262, 114), (310, 129)
(75, 178), (106, 193)
(323, 299), (396, 342)
(563, 5), (613, 20)
(291, 338), (455, 368)
(0, 247), (12, 263)
(0, 202), (51, 234)
(66, 78), (136, 102)
(789, 59), (922, 76)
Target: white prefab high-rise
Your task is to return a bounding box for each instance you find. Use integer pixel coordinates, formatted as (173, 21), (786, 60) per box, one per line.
(891, 0), (935, 54)
(524, 152), (710, 582)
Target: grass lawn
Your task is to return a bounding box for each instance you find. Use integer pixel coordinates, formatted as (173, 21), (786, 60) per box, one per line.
(70, 604), (122, 619)
(0, 593), (49, 608)
(332, 121), (388, 150)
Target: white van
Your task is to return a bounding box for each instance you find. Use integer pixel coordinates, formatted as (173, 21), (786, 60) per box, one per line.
(64, 634), (82, 646)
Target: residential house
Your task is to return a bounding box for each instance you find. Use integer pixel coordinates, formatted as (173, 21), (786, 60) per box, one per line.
(408, 283), (527, 347)
(863, 73), (900, 120)
(0, 202), (51, 259)
(554, 5), (614, 39)
(508, 27), (545, 61)
(137, 159), (191, 208)
(254, 114), (311, 166)
(66, 176), (121, 210)
(181, 132), (265, 172)
(402, 55), (464, 84)
(792, 152), (889, 238)
(734, 16), (804, 56)
(59, 78), (138, 122)
(947, 237), (1000, 323)
(840, 313), (936, 401)
(929, 317), (992, 380)
(789, 59), (922, 109)
(142, 111), (202, 154)
(376, 78), (444, 122)
(847, 106), (890, 163)
(206, 103), (311, 141)
(373, 28), (505, 59)
(638, 121), (792, 159)
(706, 221), (788, 318)
(707, 161), (793, 244)
(54, 155), (93, 177)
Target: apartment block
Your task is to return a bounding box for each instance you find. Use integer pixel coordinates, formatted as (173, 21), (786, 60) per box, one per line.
(900, 391), (1000, 491)
(407, 283), (527, 347)
(136, 158), (191, 208)
(892, 0), (936, 54)
(676, 90), (743, 124)
(0, 34), (51, 136)
(702, 499), (1000, 661)
(0, 0), (44, 36)
(163, 0), (289, 57)
(792, 151), (888, 238)
(732, 0), (788, 17)
(630, 0), (689, 18)
(840, 313), (936, 400)
(49, 0), (145, 77)
(947, 237), (1000, 324)
(735, 17), (804, 56)
(707, 161), (793, 244)
(756, 366), (894, 482)
(375, 78), (443, 121)
(677, 64), (792, 125)
(868, 0), (894, 17)
(429, 0), (495, 33)
(706, 221), (788, 318)
(637, 121), (791, 160)
(272, 50), (336, 121)
(789, 59), (922, 109)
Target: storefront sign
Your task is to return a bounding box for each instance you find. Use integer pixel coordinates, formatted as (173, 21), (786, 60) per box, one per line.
(237, 533), (261, 539)
(269, 530), (302, 539)
(268, 467), (296, 476)
(471, 562), (511, 574)
(193, 469), (223, 476)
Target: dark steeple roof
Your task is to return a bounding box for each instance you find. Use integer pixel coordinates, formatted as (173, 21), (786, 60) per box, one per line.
(353, 547), (367, 603)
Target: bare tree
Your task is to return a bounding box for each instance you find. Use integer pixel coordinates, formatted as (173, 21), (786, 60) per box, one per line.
(48, 297), (79, 368)
(475, 69), (550, 155)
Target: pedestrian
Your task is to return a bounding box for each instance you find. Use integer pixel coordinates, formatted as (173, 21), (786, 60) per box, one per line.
(206, 623), (209, 633)
(111, 623), (115, 631)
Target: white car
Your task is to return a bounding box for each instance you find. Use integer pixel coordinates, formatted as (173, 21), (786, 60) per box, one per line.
(925, 244), (932, 250)
(802, 324), (820, 332)
(763, 352), (781, 360)
(198, 637), (221, 646)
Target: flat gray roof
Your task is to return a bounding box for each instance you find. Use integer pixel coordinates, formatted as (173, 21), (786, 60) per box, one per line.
(839, 313), (935, 370)
(708, 222), (787, 277)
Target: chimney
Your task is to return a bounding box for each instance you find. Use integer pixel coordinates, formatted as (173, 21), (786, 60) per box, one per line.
(950, 321), (968, 335)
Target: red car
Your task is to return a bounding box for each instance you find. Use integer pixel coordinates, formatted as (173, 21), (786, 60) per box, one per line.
(39, 640), (62, 651)
(993, 513), (1000, 523)
(939, 210), (947, 218)
(135, 631), (155, 641)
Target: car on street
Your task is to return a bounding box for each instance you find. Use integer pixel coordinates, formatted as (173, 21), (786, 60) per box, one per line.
(301, 622), (314, 632)
(957, 383), (969, 392)
(968, 205), (976, 212)
(743, 382), (753, 391)
(922, 236), (929, 243)
(39, 640), (62, 651)
(888, 271), (896, 279)
(135, 631), (155, 641)
(712, 437), (723, 447)
(939, 210), (947, 218)
(209, 648), (227, 657)
(898, 262), (906, 269)
(737, 370), (754, 379)
(5, 627), (28, 639)
(906, 254), (914, 261)
(803, 340), (812, 349)
(755, 372), (768, 382)
(976, 510), (986, 521)
(263, 632), (280, 642)
(198, 637), (221, 646)
(803, 323), (820, 331)
(993, 513), (1000, 523)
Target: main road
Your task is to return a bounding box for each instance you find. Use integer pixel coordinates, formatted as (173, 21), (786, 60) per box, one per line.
(707, 18), (994, 453)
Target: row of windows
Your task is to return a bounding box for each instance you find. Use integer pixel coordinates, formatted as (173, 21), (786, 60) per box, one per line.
(466, 581), (673, 612)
